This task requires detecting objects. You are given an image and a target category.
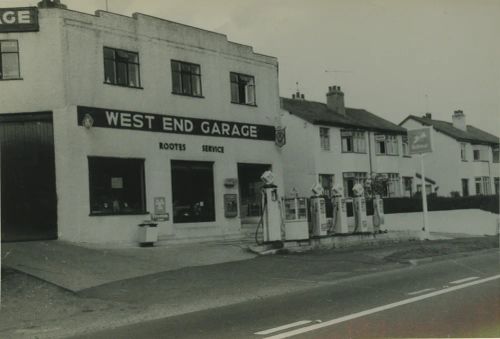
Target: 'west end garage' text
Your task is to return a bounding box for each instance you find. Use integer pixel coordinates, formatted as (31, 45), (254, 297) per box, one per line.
(77, 106), (276, 141)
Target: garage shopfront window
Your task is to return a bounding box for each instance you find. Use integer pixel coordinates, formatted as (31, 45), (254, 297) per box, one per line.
(171, 160), (215, 223)
(88, 157), (146, 215)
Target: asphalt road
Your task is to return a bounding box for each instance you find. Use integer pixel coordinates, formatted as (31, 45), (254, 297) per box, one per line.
(73, 251), (500, 339)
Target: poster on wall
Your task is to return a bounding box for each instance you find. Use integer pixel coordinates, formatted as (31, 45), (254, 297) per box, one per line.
(224, 194), (238, 218)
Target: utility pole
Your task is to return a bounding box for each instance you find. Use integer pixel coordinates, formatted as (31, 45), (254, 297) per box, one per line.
(105, 0), (109, 11)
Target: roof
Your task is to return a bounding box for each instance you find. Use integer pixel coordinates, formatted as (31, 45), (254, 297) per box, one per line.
(401, 115), (499, 146)
(281, 98), (406, 134)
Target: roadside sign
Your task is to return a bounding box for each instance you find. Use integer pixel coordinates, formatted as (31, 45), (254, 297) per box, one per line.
(408, 127), (433, 154)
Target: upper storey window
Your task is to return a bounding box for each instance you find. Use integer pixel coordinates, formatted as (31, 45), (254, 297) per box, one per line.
(171, 60), (202, 97)
(230, 72), (256, 105)
(341, 130), (366, 153)
(375, 134), (399, 155)
(0, 40), (20, 80)
(104, 47), (141, 88)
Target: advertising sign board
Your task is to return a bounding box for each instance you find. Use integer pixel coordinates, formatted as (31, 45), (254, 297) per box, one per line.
(0, 7), (39, 32)
(408, 127), (433, 154)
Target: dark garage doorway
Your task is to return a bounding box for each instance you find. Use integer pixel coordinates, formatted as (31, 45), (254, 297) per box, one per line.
(1, 112), (58, 242)
(237, 163), (271, 220)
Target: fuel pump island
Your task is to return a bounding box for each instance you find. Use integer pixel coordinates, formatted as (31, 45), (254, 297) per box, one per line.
(255, 171), (386, 246)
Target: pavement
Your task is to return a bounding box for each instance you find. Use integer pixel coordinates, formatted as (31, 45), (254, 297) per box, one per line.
(1, 233), (498, 339)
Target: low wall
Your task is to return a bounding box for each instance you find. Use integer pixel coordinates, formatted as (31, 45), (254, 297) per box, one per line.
(307, 230), (420, 250)
(384, 209), (499, 236)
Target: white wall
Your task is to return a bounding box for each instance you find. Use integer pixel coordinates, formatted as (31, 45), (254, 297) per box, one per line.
(385, 209), (499, 236)
(402, 118), (497, 196)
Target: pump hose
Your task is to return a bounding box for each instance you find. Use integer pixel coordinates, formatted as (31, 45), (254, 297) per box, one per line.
(255, 200), (267, 245)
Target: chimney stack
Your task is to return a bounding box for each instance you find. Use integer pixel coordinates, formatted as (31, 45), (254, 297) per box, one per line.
(422, 113), (432, 120)
(452, 109), (466, 131)
(326, 85), (345, 115)
(38, 0), (67, 9)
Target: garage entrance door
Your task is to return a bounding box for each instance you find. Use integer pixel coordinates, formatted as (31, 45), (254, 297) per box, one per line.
(1, 112), (57, 242)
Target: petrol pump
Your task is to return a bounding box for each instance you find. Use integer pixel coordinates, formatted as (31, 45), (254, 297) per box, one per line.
(330, 184), (348, 234)
(259, 170), (284, 243)
(310, 183), (328, 237)
(372, 194), (385, 233)
(352, 183), (368, 233)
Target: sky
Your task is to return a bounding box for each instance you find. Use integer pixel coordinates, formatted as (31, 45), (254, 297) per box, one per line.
(4, 0), (500, 135)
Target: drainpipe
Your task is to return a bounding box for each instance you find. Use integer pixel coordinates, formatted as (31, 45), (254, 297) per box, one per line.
(368, 131), (373, 175)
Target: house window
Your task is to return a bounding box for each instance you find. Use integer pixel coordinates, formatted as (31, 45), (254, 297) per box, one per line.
(473, 149), (481, 161)
(495, 177), (499, 195)
(475, 177), (491, 195)
(417, 184), (432, 195)
(320, 127), (330, 151)
(171, 60), (202, 97)
(378, 173), (400, 197)
(341, 130), (366, 153)
(103, 47), (141, 88)
(171, 160), (215, 223)
(493, 147), (499, 163)
(402, 136), (410, 156)
(375, 134), (399, 155)
(403, 176), (413, 196)
(0, 40), (20, 80)
(88, 157), (146, 215)
(460, 143), (467, 161)
(343, 172), (368, 197)
(230, 72), (255, 105)
(462, 178), (469, 197)
(319, 174), (335, 198)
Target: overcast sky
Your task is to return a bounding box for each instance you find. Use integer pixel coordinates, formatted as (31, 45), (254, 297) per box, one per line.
(5, 0), (500, 135)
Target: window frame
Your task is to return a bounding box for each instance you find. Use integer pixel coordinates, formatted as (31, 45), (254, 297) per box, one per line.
(103, 46), (142, 89)
(375, 134), (399, 156)
(341, 129), (367, 153)
(342, 172), (368, 197)
(319, 174), (335, 198)
(171, 60), (203, 98)
(230, 72), (256, 106)
(402, 136), (410, 157)
(460, 143), (467, 161)
(493, 147), (499, 163)
(87, 156), (147, 216)
(319, 127), (331, 151)
(0, 40), (21, 80)
(473, 149), (481, 161)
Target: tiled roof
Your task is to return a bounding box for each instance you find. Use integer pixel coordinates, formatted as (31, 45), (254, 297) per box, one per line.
(402, 115), (499, 145)
(281, 98), (406, 134)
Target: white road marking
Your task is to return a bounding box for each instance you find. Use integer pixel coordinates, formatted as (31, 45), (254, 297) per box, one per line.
(407, 288), (435, 296)
(255, 320), (312, 335)
(449, 276), (479, 284)
(264, 273), (500, 339)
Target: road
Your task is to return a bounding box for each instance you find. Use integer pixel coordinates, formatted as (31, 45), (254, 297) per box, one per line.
(73, 251), (500, 339)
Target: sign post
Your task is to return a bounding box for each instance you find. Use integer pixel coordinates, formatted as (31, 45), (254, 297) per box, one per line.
(408, 127), (433, 240)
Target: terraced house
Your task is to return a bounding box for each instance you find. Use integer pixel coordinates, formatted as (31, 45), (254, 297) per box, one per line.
(280, 86), (416, 199)
(400, 110), (500, 197)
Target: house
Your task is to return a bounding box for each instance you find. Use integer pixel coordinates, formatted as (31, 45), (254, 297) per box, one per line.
(400, 111), (500, 196)
(280, 86), (416, 199)
(0, 2), (283, 245)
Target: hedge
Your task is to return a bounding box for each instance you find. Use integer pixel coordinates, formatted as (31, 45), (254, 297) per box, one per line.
(382, 195), (499, 215)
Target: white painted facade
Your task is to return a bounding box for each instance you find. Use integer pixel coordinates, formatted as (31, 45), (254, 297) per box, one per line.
(401, 116), (499, 197)
(1, 7), (283, 245)
(280, 94), (416, 199)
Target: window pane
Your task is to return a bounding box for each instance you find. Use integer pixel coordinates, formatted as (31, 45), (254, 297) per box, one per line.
(103, 47), (115, 59)
(116, 62), (128, 85)
(191, 64), (200, 75)
(1, 41), (18, 52)
(128, 52), (138, 63)
(171, 61), (181, 72)
(245, 84), (255, 104)
(88, 157), (145, 215)
(192, 74), (201, 96)
(181, 73), (192, 94)
(2, 53), (20, 79)
(116, 50), (129, 60)
(231, 81), (239, 102)
(104, 59), (115, 83)
(128, 63), (140, 87)
(172, 71), (181, 93)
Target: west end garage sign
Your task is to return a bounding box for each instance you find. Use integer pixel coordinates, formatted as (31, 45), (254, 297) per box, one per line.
(0, 8), (39, 32)
(77, 106), (276, 141)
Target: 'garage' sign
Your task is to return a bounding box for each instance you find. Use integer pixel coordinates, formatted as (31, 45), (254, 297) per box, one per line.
(77, 106), (276, 142)
(0, 8), (39, 32)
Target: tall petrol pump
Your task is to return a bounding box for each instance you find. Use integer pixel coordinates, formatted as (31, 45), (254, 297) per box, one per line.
(260, 171), (283, 243)
(352, 183), (368, 233)
(330, 184), (348, 234)
(310, 183), (328, 237)
(372, 194), (385, 233)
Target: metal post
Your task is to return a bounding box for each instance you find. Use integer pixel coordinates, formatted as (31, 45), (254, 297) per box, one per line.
(420, 153), (430, 239)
